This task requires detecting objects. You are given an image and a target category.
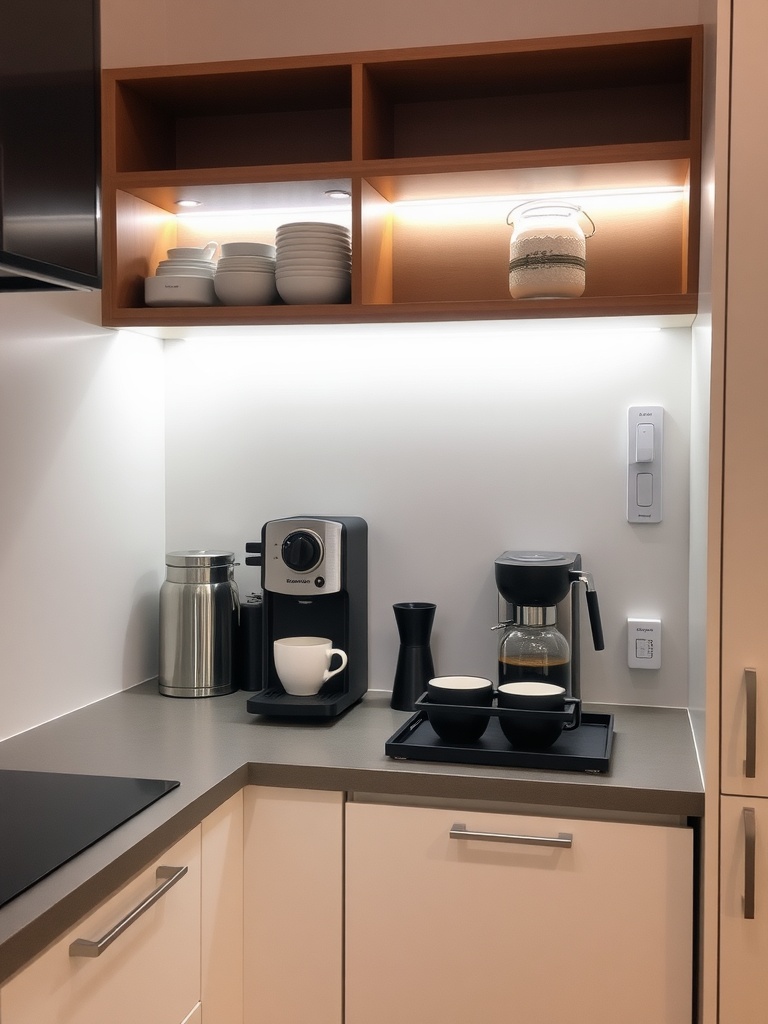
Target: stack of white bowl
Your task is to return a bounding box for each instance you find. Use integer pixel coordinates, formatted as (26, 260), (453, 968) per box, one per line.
(145, 245), (217, 306)
(275, 222), (351, 304)
(214, 242), (278, 305)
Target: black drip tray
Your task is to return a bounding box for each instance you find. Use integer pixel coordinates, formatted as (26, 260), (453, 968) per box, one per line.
(385, 711), (614, 773)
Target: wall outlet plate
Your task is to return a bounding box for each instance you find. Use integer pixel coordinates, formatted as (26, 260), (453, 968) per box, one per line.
(627, 618), (661, 669)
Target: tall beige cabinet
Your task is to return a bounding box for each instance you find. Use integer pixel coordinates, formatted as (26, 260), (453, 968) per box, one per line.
(716, 0), (768, 1019)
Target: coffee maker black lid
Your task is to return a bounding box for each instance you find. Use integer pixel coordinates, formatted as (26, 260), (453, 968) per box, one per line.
(494, 550), (580, 607)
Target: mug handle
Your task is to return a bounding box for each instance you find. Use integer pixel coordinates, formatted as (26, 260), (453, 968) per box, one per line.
(323, 649), (348, 682)
(563, 697), (582, 731)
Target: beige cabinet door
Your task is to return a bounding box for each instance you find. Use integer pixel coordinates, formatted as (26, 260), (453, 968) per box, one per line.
(720, 0), (768, 798)
(0, 826), (201, 1024)
(242, 787), (343, 1024)
(202, 790), (243, 1024)
(346, 802), (692, 1024)
(719, 795), (768, 1020)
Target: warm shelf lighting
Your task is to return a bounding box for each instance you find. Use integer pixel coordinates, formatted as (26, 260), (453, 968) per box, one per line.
(393, 185), (687, 210)
(175, 199), (202, 208)
(392, 187), (687, 228)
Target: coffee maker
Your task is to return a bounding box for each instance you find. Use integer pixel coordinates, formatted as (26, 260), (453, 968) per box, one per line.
(493, 550), (604, 699)
(245, 516), (368, 718)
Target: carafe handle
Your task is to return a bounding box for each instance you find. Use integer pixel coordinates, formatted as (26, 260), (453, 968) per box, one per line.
(585, 590), (604, 651)
(569, 570), (605, 651)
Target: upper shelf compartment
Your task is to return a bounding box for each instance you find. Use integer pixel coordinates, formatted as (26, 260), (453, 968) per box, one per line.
(357, 33), (697, 161)
(101, 27), (703, 329)
(111, 60), (353, 172)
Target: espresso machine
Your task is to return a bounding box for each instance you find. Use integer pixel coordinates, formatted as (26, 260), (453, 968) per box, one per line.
(493, 550), (604, 699)
(245, 516), (368, 718)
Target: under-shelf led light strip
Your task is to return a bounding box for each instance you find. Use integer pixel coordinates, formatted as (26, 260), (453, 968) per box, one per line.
(171, 185), (685, 226)
(393, 185), (687, 209)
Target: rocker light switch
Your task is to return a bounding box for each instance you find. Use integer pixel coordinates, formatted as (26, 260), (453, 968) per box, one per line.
(627, 406), (663, 523)
(635, 422), (655, 462)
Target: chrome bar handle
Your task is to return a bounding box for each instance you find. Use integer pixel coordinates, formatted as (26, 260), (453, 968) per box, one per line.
(450, 823), (573, 849)
(744, 807), (756, 920)
(745, 668), (758, 779)
(69, 865), (188, 958)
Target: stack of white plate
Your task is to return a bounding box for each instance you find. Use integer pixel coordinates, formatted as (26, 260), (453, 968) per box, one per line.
(275, 222), (351, 304)
(214, 241), (278, 305)
(145, 249), (217, 306)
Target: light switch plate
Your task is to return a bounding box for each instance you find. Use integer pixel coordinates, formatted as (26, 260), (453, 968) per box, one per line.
(627, 406), (663, 523)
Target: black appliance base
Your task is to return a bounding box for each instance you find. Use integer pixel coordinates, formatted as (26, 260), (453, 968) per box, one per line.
(246, 687), (363, 718)
(385, 710), (614, 773)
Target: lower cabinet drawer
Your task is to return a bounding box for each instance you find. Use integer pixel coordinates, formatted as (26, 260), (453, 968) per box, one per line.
(345, 802), (693, 1024)
(0, 826), (201, 1024)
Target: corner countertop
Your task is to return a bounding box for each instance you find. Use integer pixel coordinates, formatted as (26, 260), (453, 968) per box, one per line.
(0, 681), (703, 984)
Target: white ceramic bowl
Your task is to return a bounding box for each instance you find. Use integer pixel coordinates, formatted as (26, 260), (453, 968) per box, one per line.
(278, 250), (354, 262)
(276, 233), (350, 247)
(156, 265), (215, 277)
(277, 233), (350, 246)
(145, 275), (216, 306)
(276, 260), (352, 273)
(220, 241), (276, 258)
(276, 241), (351, 255)
(156, 258), (215, 266)
(276, 267), (350, 279)
(216, 256), (276, 269)
(166, 246), (216, 260)
(276, 221), (350, 235)
(214, 270), (278, 305)
(276, 274), (350, 304)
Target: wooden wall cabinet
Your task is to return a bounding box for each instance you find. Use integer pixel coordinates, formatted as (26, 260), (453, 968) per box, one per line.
(101, 26), (702, 328)
(716, 0), (768, 1020)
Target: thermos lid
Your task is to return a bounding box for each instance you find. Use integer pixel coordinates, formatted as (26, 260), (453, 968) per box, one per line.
(165, 549), (235, 568)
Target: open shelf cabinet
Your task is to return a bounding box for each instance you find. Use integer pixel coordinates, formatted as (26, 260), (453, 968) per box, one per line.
(101, 26), (703, 328)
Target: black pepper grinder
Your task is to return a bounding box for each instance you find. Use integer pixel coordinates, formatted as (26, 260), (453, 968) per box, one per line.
(390, 602), (436, 711)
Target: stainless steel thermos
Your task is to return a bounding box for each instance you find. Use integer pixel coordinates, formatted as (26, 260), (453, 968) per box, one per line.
(159, 550), (240, 697)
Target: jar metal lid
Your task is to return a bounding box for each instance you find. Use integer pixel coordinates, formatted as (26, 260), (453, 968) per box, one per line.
(165, 549), (235, 568)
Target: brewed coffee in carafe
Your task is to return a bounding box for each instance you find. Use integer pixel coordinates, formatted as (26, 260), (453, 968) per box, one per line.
(494, 551), (604, 698)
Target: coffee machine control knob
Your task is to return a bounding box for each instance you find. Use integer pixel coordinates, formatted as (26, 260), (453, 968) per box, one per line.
(281, 530), (323, 573)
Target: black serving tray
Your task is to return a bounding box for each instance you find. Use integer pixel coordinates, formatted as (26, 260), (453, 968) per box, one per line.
(385, 707), (614, 773)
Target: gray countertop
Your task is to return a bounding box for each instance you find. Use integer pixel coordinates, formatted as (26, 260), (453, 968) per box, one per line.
(0, 681), (703, 983)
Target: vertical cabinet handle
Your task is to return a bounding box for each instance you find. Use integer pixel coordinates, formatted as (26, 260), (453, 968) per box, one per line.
(744, 807), (756, 920)
(450, 823), (573, 848)
(745, 668), (758, 779)
(69, 865), (188, 958)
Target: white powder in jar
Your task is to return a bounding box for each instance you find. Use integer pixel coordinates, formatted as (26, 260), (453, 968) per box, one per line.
(508, 231), (586, 299)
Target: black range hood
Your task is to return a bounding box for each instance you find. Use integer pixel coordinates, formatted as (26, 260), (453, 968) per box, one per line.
(0, 0), (101, 292)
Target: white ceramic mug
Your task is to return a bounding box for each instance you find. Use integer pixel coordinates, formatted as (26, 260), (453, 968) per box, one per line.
(273, 636), (348, 696)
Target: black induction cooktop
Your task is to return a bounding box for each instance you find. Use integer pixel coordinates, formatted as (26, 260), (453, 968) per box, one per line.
(0, 770), (179, 910)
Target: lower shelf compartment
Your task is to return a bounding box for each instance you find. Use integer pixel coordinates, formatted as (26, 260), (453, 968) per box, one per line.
(385, 710), (615, 773)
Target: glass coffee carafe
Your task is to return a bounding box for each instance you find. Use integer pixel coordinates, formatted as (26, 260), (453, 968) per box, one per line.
(497, 606), (570, 689)
(493, 550), (605, 698)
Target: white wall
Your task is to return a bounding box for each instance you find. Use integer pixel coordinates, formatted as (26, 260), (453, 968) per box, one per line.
(0, 292), (165, 740)
(164, 321), (692, 706)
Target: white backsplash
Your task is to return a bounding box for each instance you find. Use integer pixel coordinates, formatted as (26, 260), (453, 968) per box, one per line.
(164, 320), (693, 706)
(0, 291), (165, 740)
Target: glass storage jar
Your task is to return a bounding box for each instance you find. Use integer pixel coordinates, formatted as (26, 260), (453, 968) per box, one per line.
(507, 201), (595, 299)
